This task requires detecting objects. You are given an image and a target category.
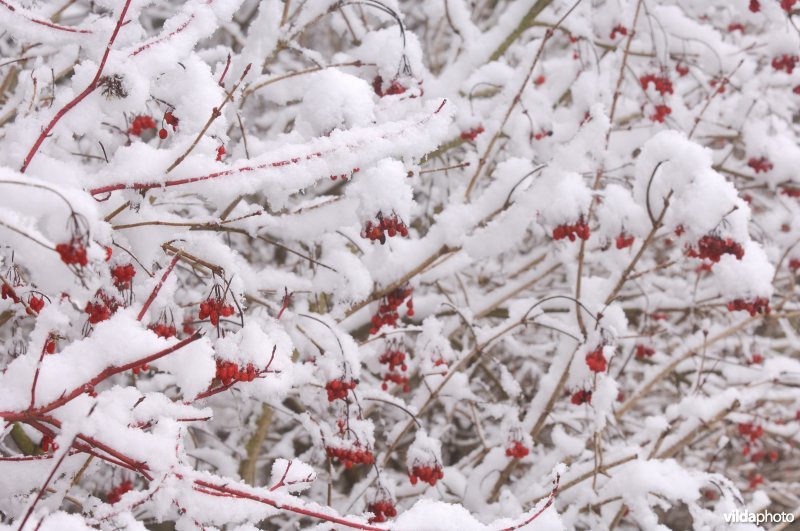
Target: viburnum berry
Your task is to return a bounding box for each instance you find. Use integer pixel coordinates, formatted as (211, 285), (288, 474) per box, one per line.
(216, 145), (226, 161)
(325, 378), (357, 401)
(676, 63), (689, 77)
(534, 75), (546, 85)
(585, 346), (607, 373)
(789, 258), (800, 271)
(326, 444), (375, 469)
(571, 389), (592, 405)
(128, 115), (156, 137)
(610, 24), (627, 39)
(532, 129), (553, 141)
(640, 73), (674, 95)
(686, 235), (745, 263)
(727, 297), (770, 316)
(749, 473), (764, 489)
(85, 290), (120, 325)
(369, 286), (413, 335)
(635, 344), (655, 359)
(781, 186), (800, 197)
(367, 497), (398, 524)
(771, 55), (798, 74)
(552, 216), (590, 242)
(615, 232), (635, 249)
(148, 320), (177, 338)
(215, 360), (258, 385)
(40, 434), (57, 453)
(407, 464), (444, 486)
(460, 126), (484, 141)
(198, 296), (235, 326)
(110, 263), (136, 291)
(131, 363), (149, 375)
(1, 282), (19, 303)
(748, 353), (764, 364)
(56, 239), (88, 267)
(372, 76), (408, 97)
(650, 104), (672, 123)
(794, 85), (800, 94)
(44, 335), (57, 354)
(505, 440), (529, 459)
(749, 0), (760, 12)
(379, 345), (410, 391)
(164, 111), (179, 131)
(727, 22), (745, 33)
(747, 157), (773, 173)
(158, 128), (168, 139)
(107, 480), (133, 504)
(361, 212), (409, 245)
(27, 295), (44, 315)
(781, 0), (797, 13)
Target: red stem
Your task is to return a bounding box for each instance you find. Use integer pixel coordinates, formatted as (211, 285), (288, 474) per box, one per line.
(138, 254), (181, 321)
(19, 0), (132, 173)
(0, 0), (92, 34)
(218, 53), (231, 86)
(29, 340), (50, 409)
(193, 480), (385, 531)
(87, 99), (448, 198)
(0, 332), (202, 421)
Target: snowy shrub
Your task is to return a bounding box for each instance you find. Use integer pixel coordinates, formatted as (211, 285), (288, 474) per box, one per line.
(1, 0), (800, 529)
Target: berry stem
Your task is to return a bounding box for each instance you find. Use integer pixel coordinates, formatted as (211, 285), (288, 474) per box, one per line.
(137, 253), (181, 321)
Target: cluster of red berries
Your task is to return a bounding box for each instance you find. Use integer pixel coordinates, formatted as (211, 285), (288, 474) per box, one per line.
(106, 480), (133, 504)
(28, 295), (45, 314)
(650, 104), (672, 123)
(727, 297), (770, 316)
(372, 76), (408, 97)
(571, 389), (592, 405)
(329, 167), (360, 181)
(460, 126), (484, 141)
(772, 55), (798, 74)
(198, 296), (235, 326)
(56, 239), (88, 267)
(640, 74), (674, 95)
(686, 235), (745, 262)
(635, 344), (655, 359)
(408, 464), (444, 486)
(1, 282), (19, 303)
(215, 360), (259, 385)
(781, 186), (800, 197)
(325, 378), (357, 401)
(739, 422), (764, 444)
(781, 0), (797, 13)
(148, 321), (177, 338)
(361, 213), (409, 244)
(111, 264), (136, 290)
(610, 24), (627, 39)
(40, 434), (57, 453)
(552, 217), (590, 241)
(379, 347), (410, 392)
(505, 440), (530, 459)
(585, 346), (607, 373)
(129, 115), (156, 137)
(367, 499), (398, 524)
(326, 445), (375, 469)
(158, 111), (179, 139)
(747, 157), (773, 174)
(85, 290), (119, 324)
(131, 363), (149, 376)
(615, 232), (635, 249)
(369, 286), (414, 335)
(748, 449), (779, 464)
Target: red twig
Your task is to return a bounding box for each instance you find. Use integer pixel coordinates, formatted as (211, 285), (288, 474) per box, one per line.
(87, 99), (448, 198)
(19, 0), (132, 173)
(218, 53), (231, 86)
(277, 288), (293, 320)
(29, 340), (50, 409)
(499, 473), (560, 531)
(0, 0), (92, 34)
(137, 254), (181, 321)
(17, 434), (75, 531)
(0, 333), (202, 421)
(129, 13), (195, 57)
(192, 480), (385, 531)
